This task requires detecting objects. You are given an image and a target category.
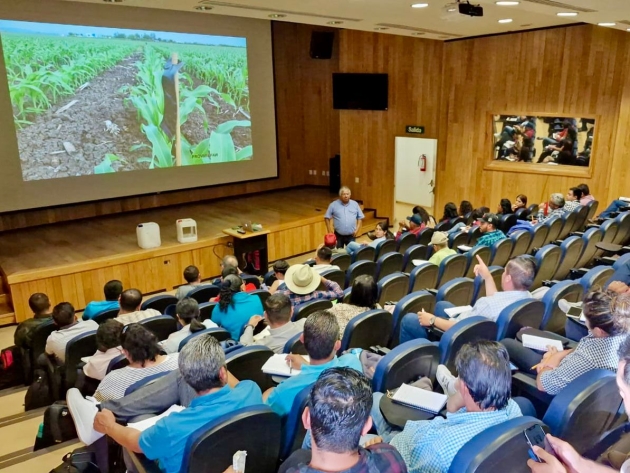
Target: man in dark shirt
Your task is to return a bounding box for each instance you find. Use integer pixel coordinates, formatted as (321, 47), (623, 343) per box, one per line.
(14, 293), (52, 349)
(278, 367), (407, 473)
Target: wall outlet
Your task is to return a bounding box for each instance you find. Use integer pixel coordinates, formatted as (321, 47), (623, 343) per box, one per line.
(308, 170), (313, 175)
(322, 170), (325, 175)
(355, 177), (359, 183)
(326, 171), (330, 176)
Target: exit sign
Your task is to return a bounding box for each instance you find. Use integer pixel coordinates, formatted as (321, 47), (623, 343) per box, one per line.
(406, 125), (425, 134)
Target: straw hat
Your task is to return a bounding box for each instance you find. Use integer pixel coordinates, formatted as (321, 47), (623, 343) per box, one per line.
(284, 264), (321, 295)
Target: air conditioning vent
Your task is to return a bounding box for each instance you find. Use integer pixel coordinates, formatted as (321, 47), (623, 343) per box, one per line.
(197, 1), (362, 22)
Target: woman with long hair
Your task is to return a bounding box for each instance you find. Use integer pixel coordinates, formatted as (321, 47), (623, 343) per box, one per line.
(441, 202), (459, 222)
(346, 221), (394, 256)
(211, 274), (264, 339)
(160, 298), (218, 354)
(327, 275), (379, 335)
(497, 198), (513, 215)
(413, 206), (436, 228)
(511, 194), (527, 212)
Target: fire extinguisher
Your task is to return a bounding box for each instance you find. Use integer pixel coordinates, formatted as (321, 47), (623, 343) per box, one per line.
(419, 154), (427, 172)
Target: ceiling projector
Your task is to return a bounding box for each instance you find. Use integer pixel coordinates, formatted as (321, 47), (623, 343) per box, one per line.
(458, 1), (484, 16)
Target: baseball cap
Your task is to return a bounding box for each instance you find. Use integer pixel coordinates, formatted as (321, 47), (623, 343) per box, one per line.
(324, 233), (337, 248)
(407, 214), (423, 225)
(477, 213), (499, 225)
(430, 231), (448, 246)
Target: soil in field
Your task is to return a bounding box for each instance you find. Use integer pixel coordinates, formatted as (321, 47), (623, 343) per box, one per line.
(16, 53), (253, 181)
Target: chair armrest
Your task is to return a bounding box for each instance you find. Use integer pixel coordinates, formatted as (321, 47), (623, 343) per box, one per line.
(569, 231), (585, 237)
(568, 268), (589, 280)
(426, 289), (438, 296)
(542, 280), (560, 288)
(512, 372), (555, 418)
(126, 450), (161, 473)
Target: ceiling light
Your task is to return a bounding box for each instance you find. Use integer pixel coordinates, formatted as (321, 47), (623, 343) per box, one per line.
(411, 3), (429, 8)
(269, 14), (287, 18)
(102, 0), (123, 3)
(495, 1), (519, 5)
(447, 8), (457, 12)
(556, 12), (577, 16)
(194, 5), (212, 11)
(412, 32), (425, 35)
(598, 22), (616, 26)
(327, 21), (343, 25)
(498, 18), (513, 23)
(374, 27), (389, 30)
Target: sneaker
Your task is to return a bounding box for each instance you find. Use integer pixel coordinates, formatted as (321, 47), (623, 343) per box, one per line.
(66, 388), (104, 446)
(558, 299), (582, 315)
(436, 364), (458, 397)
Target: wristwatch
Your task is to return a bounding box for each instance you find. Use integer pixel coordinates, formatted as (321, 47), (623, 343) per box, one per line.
(429, 316), (436, 327)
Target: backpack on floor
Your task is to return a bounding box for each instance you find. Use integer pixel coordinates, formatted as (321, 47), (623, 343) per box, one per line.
(37, 401), (77, 449)
(0, 346), (24, 389)
(50, 447), (100, 473)
(25, 368), (53, 411)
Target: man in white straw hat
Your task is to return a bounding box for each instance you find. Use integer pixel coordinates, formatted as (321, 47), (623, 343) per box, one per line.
(278, 264), (344, 307)
(428, 231), (456, 266)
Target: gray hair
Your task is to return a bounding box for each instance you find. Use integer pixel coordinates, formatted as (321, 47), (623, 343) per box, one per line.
(550, 193), (565, 208)
(222, 255), (238, 268)
(339, 186), (351, 196)
(178, 334), (226, 392)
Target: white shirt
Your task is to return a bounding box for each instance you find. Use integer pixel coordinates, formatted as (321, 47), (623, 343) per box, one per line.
(312, 264), (341, 274)
(45, 320), (99, 364)
(83, 347), (123, 380)
(160, 319), (217, 354)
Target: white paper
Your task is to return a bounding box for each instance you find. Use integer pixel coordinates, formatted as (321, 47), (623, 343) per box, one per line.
(261, 354), (309, 377)
(253, 327), (270, 342)
(127, 405), (185, 432)
(412, 259), (428, 266)
(81, 356), (91, 364)
(444, 305), (473, 318)
(392, 383), (447, 414)
(522, 334), (564, 352)
(458, 245), (472, 252)
(619, 196), (630, 203)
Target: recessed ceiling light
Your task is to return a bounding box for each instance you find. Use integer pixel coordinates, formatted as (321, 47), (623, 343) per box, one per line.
(556, 12), (578, 16)
(412, 32), (425, 35)
(627, 28), (630, 31)
(327, 21), (343, 25)
(411, 3), (429, 8)
(102, 0), (122, 3)
(495, 1), (519, 5)
(374, 27), (389, 30)
(498, 18), (513, 23)
(598, 22), (616, 26)
(447, 8), (457, 12)
(269, 14), (287, 18)
(194, 5), (212, 11)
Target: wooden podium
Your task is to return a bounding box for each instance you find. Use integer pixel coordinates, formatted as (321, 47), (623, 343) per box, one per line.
(223, 228), (270, 276)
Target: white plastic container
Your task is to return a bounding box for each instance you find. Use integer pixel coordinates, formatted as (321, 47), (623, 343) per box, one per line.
(176, 218), (198, 243)
(136, 222), (161, 249)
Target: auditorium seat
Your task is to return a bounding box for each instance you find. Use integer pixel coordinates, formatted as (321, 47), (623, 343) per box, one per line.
(408, 261), (439, 292)
(489, 238), (513, 267)
(448, 231), (469, 250)
(436, 254), (467, 289)
(375, 239), (397, 260)
(544, 217), (564, 246)
(434, 220), (452, 232)
(539, 280), (583, 333)
(375, 252), (404, 281)
(417, 228), (435, 246)
(471, 266), (503, 304)
(139, 315), (178, 341)
(185, 285), (220, 304)
(124, 371), (171, 396)
(467, 226), (482, 246)
(572, 205), (590, 233)
(263, 270), (276, 287)
(341, 286), (352, 303)
(580, 265), (615, 293)
(593, 219), (620, 260)
(585, 200), (599, 223)
(496, 299), (545, 340)
(527, 203), (540, 216)
(242, 274), (261, 289)
(225, 346), (275, 392)
(353, 245), (375, 263)
(542, 369), (623, 454)
(280, 386), (311, 461)
(509, 230), (532, 259)
(198, 302), (217, 321)
(106, 353), (129, 374)
(92, 308), (119, 324)
(402, 244), (429, 272)
(164, 304), (177, 318)
(372, 339), (440, 393)
(21, 319), (56, 384)
(557, 210), (578, 241)
(397, 232), (419, 254)
(436, 277), (475, 307)
(141, 295), (178, 314)
(573, 227), (604, 268)
(331, 253), (351, 272)
(526, 224), (549, 254)
(292, 300), (333, 322)
(339, 309), (392, 353)
(178, 327), (231, 351)
(283, 332), (307, 355)
(377, 272), (409, 305)
(448, 417), (546, 473)
(611, 211), (630, 246)
(498, 213), (517, 234)
(514, 208), (530, 220)
(319, 268), (345, 288)
(438, 316), (497, 373)
(464, 246), (491, 278)
(56, 330), (97, 398)
(552, 236), (584, 280)
(531, 245), (562, 290)
(345, 260), (376, 288)
(390, 291), (436, 347)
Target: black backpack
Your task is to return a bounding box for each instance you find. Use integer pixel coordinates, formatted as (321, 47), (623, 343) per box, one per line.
(35, 401), (78, 450)
(50, 447), (100, 473)
(25, 368), (52, 411)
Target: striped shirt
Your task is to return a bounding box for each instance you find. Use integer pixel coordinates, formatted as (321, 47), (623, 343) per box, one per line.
(94, 354), (179, 401)
(115, 308), (161, 326)
(278, 280), (344, 307)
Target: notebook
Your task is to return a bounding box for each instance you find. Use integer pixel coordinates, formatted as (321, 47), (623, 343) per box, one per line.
(412, 259), (429, 266)
(128, 405), (185, 432)
(619, 197), (630, 203)
(390, 383), (448, 415)
(521, 334), (563, 352)
(444, 305), (473, 318)
(458, 245), (472, 252)
(261, 354), (310, 377)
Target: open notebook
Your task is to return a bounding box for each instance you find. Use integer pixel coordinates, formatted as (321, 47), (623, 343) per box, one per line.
(390, 383), (448, 415)
(458, 245), (472, 252)
(128, 405), (185, 432)
(522, 334), (563, 352)
(444, 305), (473, 318)
(261, 354), (310, 377)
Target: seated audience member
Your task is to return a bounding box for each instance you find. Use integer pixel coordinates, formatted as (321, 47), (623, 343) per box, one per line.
(14, 293), (53, 350)
(174, 266), (202, 300)
(211, 255), (246, 285)
(94, 324), (179, 401)
(413, 205), (437, 228)
(327, 275), (379, 335)
(160, 298), (217, 354)
(346, 222), (392, 256)
(312, 246), (340, 274)
(502, 291), (630, 395)
(67, 334), (263, 473)
(440, 202), (459, 222)
(596, 197), (630, 220)
(428, 231), (456, 266)
(82, 280), (122, 320)
(474, 213), (507, 247)
(563, 187), (582, 213)
(210, 266), (257, 302)
(211, 274), (264, 339)
(278, 264), (344, 307)
(46, 302), (98, 364)
(115, 289), (160, 326)
(278, 367), (408, 473)
(511, 194), (528, 212)
(497, 198), (513, 215)
(400, 255), (535, 343)
(369, 341), (522, 473)
(268, 259), (289, 294)
(449, 207), (489, 235)
(239, 293), (305, 353)
(263, 310), (363, 417)
(459, 200), (473, 218)
(83, 319), (123, 381)
(527, 335), (630, 473)
(535, 193), (566, 223)
(577, 183), (594, 206)
(395, 214), (424, 242)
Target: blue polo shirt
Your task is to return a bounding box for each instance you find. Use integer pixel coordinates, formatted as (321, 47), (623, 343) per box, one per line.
(82, 300), (119, 320)
(266, 354), (363, 417)
(138, 380), (263, 473)
(324, 199), (365, 236)
(211, 292), (264, 339)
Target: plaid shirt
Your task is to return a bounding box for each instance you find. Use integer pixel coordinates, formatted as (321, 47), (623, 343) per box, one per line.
(537, 207), (565, 223)
(458, 290), (532, 323)
(390, 399), (522, 473)
(474, 230), (506, 248)
(563, 200), (581, 213)
(278, 280), (344, 307)
(540, 333), (626, 395)
(281, 444), (408, 473)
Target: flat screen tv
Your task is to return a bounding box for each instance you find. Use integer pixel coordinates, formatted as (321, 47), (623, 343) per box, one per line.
(332, 73), (388, 110)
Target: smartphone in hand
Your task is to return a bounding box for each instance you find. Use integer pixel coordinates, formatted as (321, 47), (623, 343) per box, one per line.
(524, 425), (556, 462)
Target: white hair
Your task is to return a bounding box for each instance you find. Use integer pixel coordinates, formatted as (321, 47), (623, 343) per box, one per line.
(339, 186), (351, 196)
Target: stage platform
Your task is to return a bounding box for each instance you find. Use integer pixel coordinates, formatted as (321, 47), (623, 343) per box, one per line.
(0, 187), (380, 324)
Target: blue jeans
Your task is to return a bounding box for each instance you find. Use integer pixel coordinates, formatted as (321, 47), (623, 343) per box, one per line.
(600, 199), (628, 218)
(346, 241), (364, 255)
(565, 317), (588, 342)
(447, 222), (466, 235)
(399, 301), (454, 344)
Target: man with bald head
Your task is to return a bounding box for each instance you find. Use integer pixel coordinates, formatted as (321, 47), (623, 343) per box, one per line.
(115, 289), (160, 325)
(325, 186), (364, 249)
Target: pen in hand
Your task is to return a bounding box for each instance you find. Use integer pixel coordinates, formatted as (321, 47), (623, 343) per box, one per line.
(289, 358), (292, 375)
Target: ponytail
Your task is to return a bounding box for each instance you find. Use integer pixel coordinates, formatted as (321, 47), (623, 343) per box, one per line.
(219, 275), (242, 311)
(189, 318), (205, 333)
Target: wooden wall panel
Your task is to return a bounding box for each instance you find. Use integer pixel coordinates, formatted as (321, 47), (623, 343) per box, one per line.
(338, 31), (444, 218)
(436, 25), (630, 212)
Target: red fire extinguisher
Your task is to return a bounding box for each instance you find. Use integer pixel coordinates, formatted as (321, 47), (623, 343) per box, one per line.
(419, 154), (427, 172)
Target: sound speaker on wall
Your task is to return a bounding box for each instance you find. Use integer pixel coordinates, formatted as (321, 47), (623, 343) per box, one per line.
(310, 31), (335, 59)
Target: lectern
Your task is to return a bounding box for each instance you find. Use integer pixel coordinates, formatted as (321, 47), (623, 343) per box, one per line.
(222, 228), (270, 277)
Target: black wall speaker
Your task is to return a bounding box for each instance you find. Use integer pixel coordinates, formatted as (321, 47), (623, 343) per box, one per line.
(329, 155), (341, 193)
(310, 31), (335, 59)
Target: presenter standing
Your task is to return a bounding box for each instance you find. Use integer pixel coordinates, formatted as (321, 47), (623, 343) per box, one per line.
(325, 186), (364, 248)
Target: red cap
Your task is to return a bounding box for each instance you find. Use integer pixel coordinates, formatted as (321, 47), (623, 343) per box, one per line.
(324, 233), (337, 248)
